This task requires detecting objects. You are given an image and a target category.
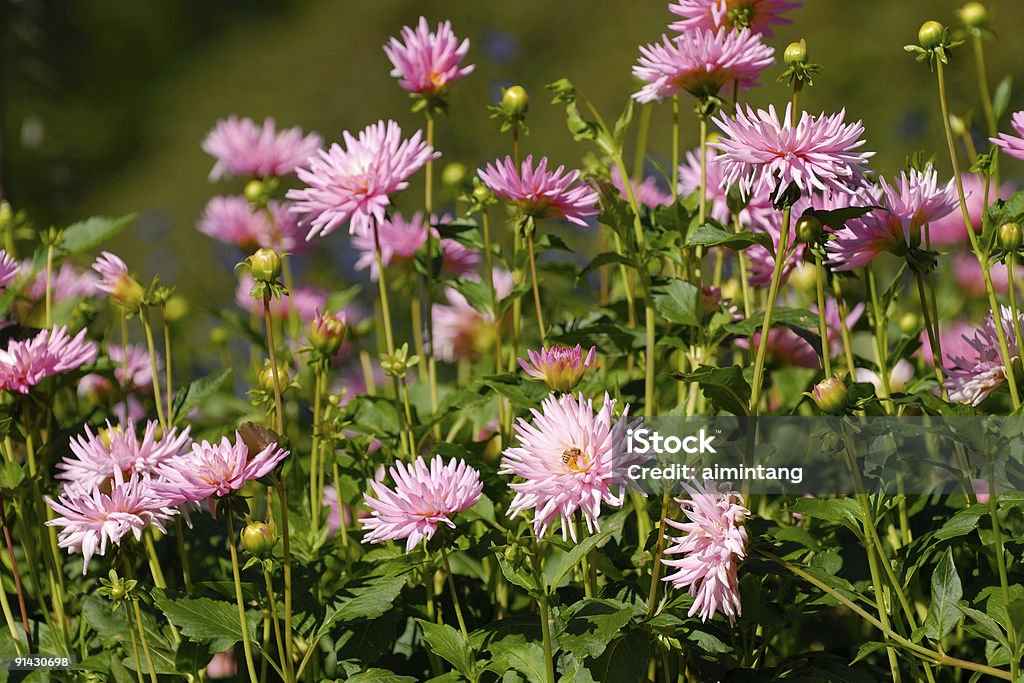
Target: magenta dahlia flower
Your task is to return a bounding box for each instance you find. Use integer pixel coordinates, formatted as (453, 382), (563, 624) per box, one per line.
(0, 250), (18, 289)
(711, 104), (873, 203)
(46, 471), (176, 572)
(478, 155), (600, 227)
(92, 252), (144, 310)
(0, 326), (98, 393)
(57, 420), (192, 493)
(991, 111), (1024, 161)
(929, 174), (1014, 246)
(350, 212), (479, 280)
(198, 196), (310, 254)
(827, 167), (957, 271)
(500, 393), (647, 541)
(669, 0), (802, 36)
(609, 167), (672, 209)
(153, 432), (289, 511)
(631, 28), (774, 104)
(945, 306), (1023, 406)
(383, 17), (474, 99)
(662, 479), (749, 624)
(202, 116), (322, 181)
(432, 269), (514, 362)
(518, 345), (597, 393)
(288, 120), (438, 239)
(361, 455), (482, 552)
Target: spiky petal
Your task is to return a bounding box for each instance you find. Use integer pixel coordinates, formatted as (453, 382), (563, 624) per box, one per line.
(383, 17), (475, 98)
(478, 155), (600, 227)
(202, 116), (322, 181)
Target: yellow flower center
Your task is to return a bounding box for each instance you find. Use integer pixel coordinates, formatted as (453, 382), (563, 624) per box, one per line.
(561, 447), (589, 473)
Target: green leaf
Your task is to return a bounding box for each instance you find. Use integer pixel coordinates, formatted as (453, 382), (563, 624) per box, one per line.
(172, 368), (232, 424)
(416, 619), (476, 679)
(584, 629), (650, 682)
(55, 214), (136, 258)
(153, 593), (258, 653)
(318, 573), (408, 637)
(724, 307), (818, 336)
(488, 637), (548, 682)
(921, 548), (963, 640)
(652, 279), (700, 327)
(804, 205), (879, 230)
(450, 278), (496, 315)
(551, 324), (644, 356)
(934, 504), (986, 540)
(675, 365), (750, 416)
(851, 641), (890, 665)
(546, 523), (620, 591)
(481, 374), (548, 409)
(789, 497), (863, 532)
(993, 75), (1013, 121)
(576, 252), (638, 285)
(958, 604), (1009, 651)
(685, 224), (773, 252)
(558, 599), (634, 660)
(347, 670), (418, 683)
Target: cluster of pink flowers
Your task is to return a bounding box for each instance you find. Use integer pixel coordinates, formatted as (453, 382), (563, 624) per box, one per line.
(350, 212), (478, 280)
(202, 116), (322, 181)
(0, 326), (98, 393)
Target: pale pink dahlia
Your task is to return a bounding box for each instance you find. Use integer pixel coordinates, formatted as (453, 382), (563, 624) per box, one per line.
(632, 29), (774, 103)
(92, 252), (145, 309)
(0, 326), (98, 393)
(678, 146), (774, 228)
(198, 197), (311, 254)
(46, 471), (176, 572)
(432, 269), (514, 362)
(22, 261), (98, 302)
(288, 120), (439, 239)
(711, 104), (873, 203)
(383, 17), (474, 99)
(609, 167), (672, 209)
(153, 432), (289, 511)
(57, 420), (192, 493)
(945, 306), (1023, 406)
(661, 479), (749, 624)
(202, 116), (322, 181)
(478, 155), (600, 227)
(361, 455), (482, 552)
(929, 174), (1014, 246)
(827, 167), (957, 271)
(351, 212), (479, 280)
(991, 111), (1024, 161)
(518, 345), (597, 393)
(500, 393), (646, 541)
(669, 0), (802, 36)
(0, 250), (18, 289)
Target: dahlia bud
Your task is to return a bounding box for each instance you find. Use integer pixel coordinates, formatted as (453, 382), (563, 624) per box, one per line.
(244, 179), (265, 204)
(308, 310), (347, 356)
(700, 286), (722, 314)
(796, 214), (824, 243)
(918, 21), (945, 50)
(108, 583), (127, 600)
(441, 162), (469, 190)
(259, 360), (290, 393)
(164, 294), (189, 322)
(999, 222), (1022, 251)
(789, 262), (817, 293)
(472, 182), (493, 204)
(949, 114), (968, 138)
(958, 2), (988, 28)
(898, 312), (920, 333)
(518, 345), (597, 393)
(784, 39), (808, 66)
(501, 86), (529, 117)
(810, 377), (848, 414)
(240, 521), (278, 556)
(249, 248), (282, 282)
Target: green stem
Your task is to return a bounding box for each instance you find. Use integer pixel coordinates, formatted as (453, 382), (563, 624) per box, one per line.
(749, 205), (792, 414)
(532, 540), (556, 683)
(129, 596), (159, 683)
(814, 255), (832, 378)
(140, 309), (168, 431)
(161, 305), (174, 427)
(866, 268), (893, 400)
(125, 608), (146, 683)
(174, 518), (192, 592)
(424, 112), (441, 438)
(439, 546), (470, 641)
(1008, 253), (1024, 365)
(0, 490), (32, 653)
(481, 210), (506, 448)
(264, 570), (289, 683)
(45, 243), (53, 327)
(915, 272), (946, 391)
(276, 480), (295, 678)
(832, 277), (858, 375)
(645, 492), (672, 620)
(225, 514), (259, 683)
(262, 294), (285, 435)
(527, 232), (546, 344)
(988, 460), (1018, 679)
(310, 364), (323, 532)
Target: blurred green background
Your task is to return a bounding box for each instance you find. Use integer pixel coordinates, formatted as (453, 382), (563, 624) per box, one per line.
(1, 0), (1023, 304)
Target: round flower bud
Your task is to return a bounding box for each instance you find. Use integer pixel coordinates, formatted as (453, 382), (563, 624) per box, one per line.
(241, 521), (278, 556)
(796, 214), (824, 243)
(441, 162), (469, 190)
(810, 377), (848, 415)
(958, 2), (988, 28)
(259, 361), (290, 393)
(472, 183), (492, 204)
(999, 222), (1023, 251)
(308, 311), (347, 356)
(244, 179), (266, 204)
(784, 39), (808, 66)
(949, 114), (968, 138)
(210, 326), (231, 345)
(918, 21), (945, 50)
(898, 312), (920, 333)
(502, 86), (529, 117)
(164, 294), (189, 322)
(250, 248), (282, 282)
(108, 583), (127, 600)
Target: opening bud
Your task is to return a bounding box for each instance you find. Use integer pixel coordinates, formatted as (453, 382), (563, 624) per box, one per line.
(308, 310), (347, 357)
(241, 521), (278, 556)
(918, 21), (945, 50)
(810, 377), (848, 414)
(999, 222), (1023, 251)
(250, 248), (282, 282)
(784, 39), (808, 66)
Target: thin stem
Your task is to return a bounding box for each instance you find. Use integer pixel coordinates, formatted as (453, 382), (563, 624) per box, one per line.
(866, 268), (893, 400)
(45, 243), (53, 327)
(915, 272), (947, 391)
(161, 305), (174, 426)
(125, 608), (146, 683)
(264, 570), (288, 683)
(532, 539), (556, 683)
(140, 309), (168, 431)
(130, 599), (159, 683)
(262, 294), (285, 435)
(226, 514), (259, 683)
(410, 297), (427, 382)
(988, 460), (1018, 679)
(1008, 253), (1024, 365)
(310, 364), (324, 532)
(439, 546), (469, 641)
(424, 112), (441, 437)
(972, 34), (998, 137)
(671, 96), (680, 203)
(0, 490), (32, 652)
(527, 232), (546, 344)
(749, 206), (792, 414)
(814, 255), (832, 378)
(645, 492), (672, 619)
(174, 518), (192, 592)
(276, 480), (294, 677)
(481, 210), (506, 447)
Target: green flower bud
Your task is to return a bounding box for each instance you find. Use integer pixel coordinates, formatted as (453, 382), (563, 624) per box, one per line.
(472, 183), (493, 204)
(109, 583), (127, 600)
(949, 114), (968, 138)
(308, 311), (347, 357)
(164, 294), (189, 322)
(999, 222), (1023, 251)
(250, 248), (282, 282)
(441, 162), (469, 190)
(810, 377), (848, 414)
(244, 179), (266, 204)
(958, 2), (988, 28)
(789, 262), (817, 293)
(502, 85), (529, 117)
(784, 39), (808, 66)
(259, 360), (289, 393)
(241, 521), (278, 556)
(898, 312), (921, 333)
(210, 326), (231, 345)
(918, 21), (945, 50)
(796, 214), (824, 243)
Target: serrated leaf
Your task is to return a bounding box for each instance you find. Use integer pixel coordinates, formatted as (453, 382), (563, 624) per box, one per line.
(54, 214), (136, 258)
(958, 604), (1009, 651)
(481, 374), (548, 408)
(416, 620), (475, 678)
(851, 641), (890, 665)
(171, 368), (232, 424)
(489, 636), (548, 682)
(685, 224), (773, 252)
(584, 629), (649, 682)
(724, 307), (818, 336)
(546, 521), (621, 591)
(652, 279), (700, 327)
(558, 599), (634, 660)
(153, 593), (258, 652)
(934, 504), (986, 540)
(922, 548), (963, 640)
(675, 365), (750, 416)
(789, 497), (863, 531)
(805, 205), (879, 230)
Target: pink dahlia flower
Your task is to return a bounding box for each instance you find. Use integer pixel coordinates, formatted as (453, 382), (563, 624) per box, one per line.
(737, 298), (863, 369)
(478, 155), (600, 227)
(21, 261), (98, 303)
(235, 275), (325, 324)
(92, 252), (145, 310)
(0, 250), (18, 289)
(678, 146), (774, 228)
(662, 479), (749, 624)
(351, 212), (479, 280)
(919, 319), (978, 370)
(609, 167), (672, 209)
(57, 420), (192, 493)
(46, 471), (176, 572)
(383, 17), (474, 99)
(79, 344), (160, 405)
(669, 0), (802, 36)
(198, 197), (311, 254)
(0, 326), (98, 393)
(929, 174), (1014, 246)
(432, 269), (514, 362)
(153, 432), (289, 511)
(500, 393), (647, 541)
(991, 111), (1024, 161)
(361, 455), (482, 551)
(945, 306), (1023, 406)
(206, 652), (237, 680)
(518, 345), (597, 393)
(202, 116), (322, 181)
(952, 252), (1022, 297)
(711, 104), (873, 204)
(288, 120), (438, 239)
(827, 167), (957, 271)
(632, 29), (774, 103)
